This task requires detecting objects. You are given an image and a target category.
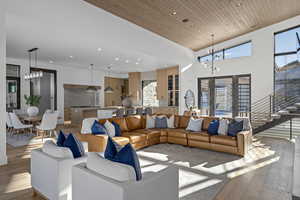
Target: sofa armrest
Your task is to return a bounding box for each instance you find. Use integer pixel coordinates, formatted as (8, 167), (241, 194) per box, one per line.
(123, 166), (179, 200)
(75, 133), (108, 152)
(237, 130), (252, 156)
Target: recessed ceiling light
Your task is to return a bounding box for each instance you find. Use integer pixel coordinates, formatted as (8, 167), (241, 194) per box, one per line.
(236, 2), (242, 7)
(125, 60), (129, 63)
(69, 55), (73, 58)
(171, 10), (177, 15)
(97, 47), (102, 51)
(136, 62), (139, 65)
(115, 57), (119, 61)
(49, 60), (54, 64)
(182, 18), (189, 23)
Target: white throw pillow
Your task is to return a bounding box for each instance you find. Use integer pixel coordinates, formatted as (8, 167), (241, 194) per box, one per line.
(218, 119), (229, 135)
(81, 118), (98, 134)
(167, 115), (175, 128)
(186, 117), (203, 132)
(146, 115), (156, 129)
(42, 140), (73, 159)
(104, 120), (115, 137)
(87, 152), (136, 182)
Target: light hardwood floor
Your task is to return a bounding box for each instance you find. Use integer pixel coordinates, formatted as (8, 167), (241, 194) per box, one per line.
(0, 136), (294, 200)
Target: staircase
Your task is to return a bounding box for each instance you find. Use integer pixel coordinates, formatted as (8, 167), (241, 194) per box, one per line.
(249, 92), (300, 137)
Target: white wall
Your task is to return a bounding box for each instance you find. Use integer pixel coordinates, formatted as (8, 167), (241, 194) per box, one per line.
(6, 57), (127, 123)
(141, 71), (156, 81)
(0, 1), (7, 166)
(179, 15), (300, 114)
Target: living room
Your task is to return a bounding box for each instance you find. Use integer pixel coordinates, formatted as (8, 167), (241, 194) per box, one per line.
(1, 0), (300, 200)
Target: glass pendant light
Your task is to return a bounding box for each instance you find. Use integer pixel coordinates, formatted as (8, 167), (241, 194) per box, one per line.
(86, 64), (97, 93)
(104, 66), (114, 93)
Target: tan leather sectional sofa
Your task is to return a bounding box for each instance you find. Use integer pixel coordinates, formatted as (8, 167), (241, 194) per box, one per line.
(76, 115), (252, 156)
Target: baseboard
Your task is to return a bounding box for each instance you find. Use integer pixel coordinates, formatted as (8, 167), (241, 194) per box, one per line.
(0, 154), (7, 166)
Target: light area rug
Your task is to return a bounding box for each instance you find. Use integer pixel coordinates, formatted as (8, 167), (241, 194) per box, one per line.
(6, 133), (54, 147)
(137, 142), (276, 200)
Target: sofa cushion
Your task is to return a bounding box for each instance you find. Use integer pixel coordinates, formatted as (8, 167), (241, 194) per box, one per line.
(174, 115), (180, 128)
(155, 116), (168, 128)
(122, 132), (147, 143)
(202, 117), (219, 130)
(218, 119), (229, 135)
(187, 132), (210, 142)
(167, 129), (188, 138)
(186, 117), (203, 132)
(167, 115), (175, 128)
(111, 117), (129, 132)
(91, 120), (108, 135)
(42, 140), (73, 159)
(210, 135), (237, 147)
(81, 117), (98, 134)
(104, 120), (115, 137)
(146, 115), (156, 129)
(208, 120), (219, 135)
(126, 115), (143, 131)
(87, 152), (136, 182)
(179, 116), (190, 128)
(112, 121), (122, 136)
(228, 120), (243, 137)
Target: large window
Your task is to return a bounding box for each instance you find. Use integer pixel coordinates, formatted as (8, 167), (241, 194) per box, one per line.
(142, 80), (159, 107)
(198, 41), (252, 63)
(198, 75), (251, 117)
(274, 25), (300, 98)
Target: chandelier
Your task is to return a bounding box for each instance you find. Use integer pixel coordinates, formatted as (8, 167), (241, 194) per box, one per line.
(201, 34), (220, 75)
(24, 48), (44, 80)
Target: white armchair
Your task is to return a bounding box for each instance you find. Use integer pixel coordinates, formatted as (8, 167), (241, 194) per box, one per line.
(72, 158), (179, 200)
(31, 147), (87, 200)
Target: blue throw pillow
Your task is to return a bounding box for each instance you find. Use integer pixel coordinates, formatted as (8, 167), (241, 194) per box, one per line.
(63, 134), (85, 158)
(109, 143), (142, 181)
(91, 120), (107, 135)
(104, 137), (118, 159)
(57, 131), (66, 147)
(112, 121), (122, 136)
(155, 117), (168, 128)
(228, 120), (243, 137)
(208, 120), (219, 135)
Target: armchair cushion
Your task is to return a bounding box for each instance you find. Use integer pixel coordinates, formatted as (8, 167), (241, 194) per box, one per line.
(42, 140), (73, 159)
(87, 152), (136, 182)
(109, 143), (142, 181)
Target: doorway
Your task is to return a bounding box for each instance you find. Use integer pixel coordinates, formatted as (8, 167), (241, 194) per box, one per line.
(30, 68), (57, 114)
(198, 74), (251, 117)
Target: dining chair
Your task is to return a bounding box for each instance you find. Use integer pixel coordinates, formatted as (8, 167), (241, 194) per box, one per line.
(144, 107), (153, 115)
(6, 112), (14, 136)
(9, 112), (33, 137)
(126, 108), (135, 116)
(136, 107), (144, 115)
(116, 108), (125, 117)
(36, 111), (59, 141)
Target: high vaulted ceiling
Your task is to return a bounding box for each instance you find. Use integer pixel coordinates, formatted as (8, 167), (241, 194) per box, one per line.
(84, 0), (300, 51)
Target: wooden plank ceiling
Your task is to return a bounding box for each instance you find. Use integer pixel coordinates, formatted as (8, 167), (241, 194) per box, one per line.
(84, 0), (300, 51)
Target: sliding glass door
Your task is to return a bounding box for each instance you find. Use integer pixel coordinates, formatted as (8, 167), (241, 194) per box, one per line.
(198, 75), (251, 117)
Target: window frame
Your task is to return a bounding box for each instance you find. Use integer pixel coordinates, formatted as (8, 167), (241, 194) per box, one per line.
(6, 64), (21, 111)
(197, 40), (252, 62)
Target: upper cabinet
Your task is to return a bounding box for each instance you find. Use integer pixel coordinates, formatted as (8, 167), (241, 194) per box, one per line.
(156, 66), (179, 106)
(128, 72), (141, 105)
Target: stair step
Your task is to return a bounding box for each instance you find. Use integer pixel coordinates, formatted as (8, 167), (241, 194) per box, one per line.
(278, 110), (289, 115)
(295, 103), (300, 108)
(286, 106), (298, 111)
(271, 114), (281, 119)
